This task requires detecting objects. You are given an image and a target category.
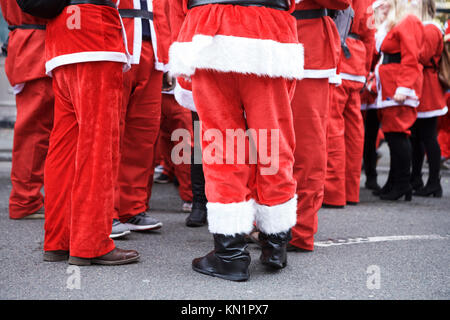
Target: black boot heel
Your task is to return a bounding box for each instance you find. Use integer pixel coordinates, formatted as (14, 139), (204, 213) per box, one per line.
(404, 191), (412, 201)
(259, 231), (291, 270)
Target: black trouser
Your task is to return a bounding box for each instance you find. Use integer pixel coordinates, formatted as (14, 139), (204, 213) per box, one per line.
(363, 109), (380, 180)
(191, 112), (207, 205)
(410, 117), (441, 185)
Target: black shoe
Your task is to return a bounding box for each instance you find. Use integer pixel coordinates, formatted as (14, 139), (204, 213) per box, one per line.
(379, 185), (412, 201)
(410, 175), (424, 192)
(185, 202), (207, 227)
(286, 243), (313, 252)
(192, 234), (250, 282)
(322, 203), (345, 209)
(365, 176), (381, 191)
(414, 181), (443, 198)
(346, 201), (358, 206)
(259, 231), (291, 269)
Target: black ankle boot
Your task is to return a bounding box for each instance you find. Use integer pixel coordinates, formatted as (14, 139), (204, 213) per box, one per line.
(192, 234), (250, 281)
(365, 175), (381, 191)
(410, 174), (424, 192)
(414, 178), (443, 198)
(186, 201), (207, 227)
(259, 230), (291, 269)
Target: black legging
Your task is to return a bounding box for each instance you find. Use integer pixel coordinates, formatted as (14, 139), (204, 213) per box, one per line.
(410, 117), (441, 185)
(363, 109), (380, 180)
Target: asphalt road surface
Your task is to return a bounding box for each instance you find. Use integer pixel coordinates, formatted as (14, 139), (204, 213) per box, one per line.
(0, 151), (449, 300)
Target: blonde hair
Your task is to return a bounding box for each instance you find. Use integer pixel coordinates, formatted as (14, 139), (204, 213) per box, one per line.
(421, 0), (436, 21)
(385, 0), (422, 30)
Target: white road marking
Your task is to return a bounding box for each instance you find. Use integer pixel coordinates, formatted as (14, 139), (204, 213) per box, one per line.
(314, 234), (450, 247)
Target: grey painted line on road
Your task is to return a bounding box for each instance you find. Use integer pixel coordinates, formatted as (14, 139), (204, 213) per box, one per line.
(314, 234), (450, 247)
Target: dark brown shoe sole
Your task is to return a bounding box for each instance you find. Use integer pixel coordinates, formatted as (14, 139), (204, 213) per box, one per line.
(68, 254), (140, 266)
(43, 251), (69, 262)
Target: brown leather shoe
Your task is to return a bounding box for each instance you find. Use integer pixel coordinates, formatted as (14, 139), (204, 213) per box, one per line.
(43, 250), (69, 262)
(68, 248), (140, 266)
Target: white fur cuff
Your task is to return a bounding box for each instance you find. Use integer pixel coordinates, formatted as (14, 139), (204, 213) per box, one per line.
(207, 199), (256, 236)
(169, 34), (304, 80)
(255, 195), (298, 235)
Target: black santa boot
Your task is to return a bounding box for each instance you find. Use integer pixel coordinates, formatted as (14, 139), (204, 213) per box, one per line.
(259, 230), (292, 269)
(192, 233), (251, 281)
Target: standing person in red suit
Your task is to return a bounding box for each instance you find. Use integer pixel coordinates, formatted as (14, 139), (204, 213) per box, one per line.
(110, 0), (171, 238)
(43, 0), (139, 265)
(168, 0), (207, 227)
(323, 0), (375, 208)
(410, 0), (447, 197)
(0, 0), (53, 220)
(287, 0), (351, 252)
(374, 0), (424, 201)
(170, 0), (304, 281)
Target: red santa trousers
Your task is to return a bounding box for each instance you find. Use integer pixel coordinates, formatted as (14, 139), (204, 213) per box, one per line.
(115, 41), (163, 221)
(290, 78), (329, 251)
(156, 93), (193, 202)
(9, 78), (54, 219)
(191, 70), (297, 236)
(44, 61), (122, 258)
(324, 79), (365, 206)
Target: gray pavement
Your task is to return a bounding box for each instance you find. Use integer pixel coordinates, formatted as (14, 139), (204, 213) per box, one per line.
(0, 143), (449, 300)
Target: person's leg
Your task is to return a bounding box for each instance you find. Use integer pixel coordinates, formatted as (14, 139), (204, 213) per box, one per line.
(187, 111), (208, 227)
(410, 119), (425, 191)
(290, 78), (330, 251)
(117, 42), (163, 222)
(241, 74), (297, 268)
(363, 109), (381, 190)
(43, 68), (77, 259)
(344, 86), (364, 204)
(190, 70), (252, 281)
(9, 78), (54, 219)
(415, 117), (442, 197)
(324, 82), (349, 207)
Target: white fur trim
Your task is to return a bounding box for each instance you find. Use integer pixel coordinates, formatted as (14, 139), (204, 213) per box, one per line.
(255, 195), (297, 235)
(303, 68), (337, 79)
(45, 51), (129, 75)
(395, 87), (418, 99)
(169, 34), (304, 80)
(174, 82), (197, 112)
(13, 83), (25, 95)
(417, 106), (448, 118)
(207, 199), (256, 236)
(340, 73), (367, 83)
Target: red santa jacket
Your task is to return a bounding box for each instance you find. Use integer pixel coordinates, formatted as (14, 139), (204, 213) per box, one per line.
(169, 0), (304, 80)
(339, 0), (375, 83)
(0, 0), (47, 87)
(417, 21), (447, 118)
(119, 0), (170, 70)
(45, 2), (128, 74)
(294, 0), (351, 79)
(375, 14), (424, 109)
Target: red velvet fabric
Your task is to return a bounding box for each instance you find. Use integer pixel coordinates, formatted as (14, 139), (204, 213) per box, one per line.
(9, 78), (54, 219)
(324, 79), (365, 206)
(378, 105), (417, 135)
(44, 61), (122, 258)
(155, 94), (193, 202)
(290, 78), (330, 251)
(115, 41), (163, 221)
(191, 70), (296, 206)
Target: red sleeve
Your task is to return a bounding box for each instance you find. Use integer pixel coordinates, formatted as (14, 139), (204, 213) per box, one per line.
(169, 0), (186, 43)
(153, 0), (172, 67)
(358, 0), (376, 74)
(420, 24), (443, 67)
(395, 15), (424, 93)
